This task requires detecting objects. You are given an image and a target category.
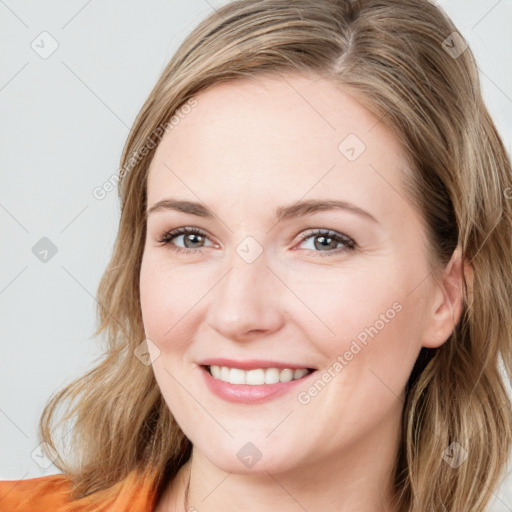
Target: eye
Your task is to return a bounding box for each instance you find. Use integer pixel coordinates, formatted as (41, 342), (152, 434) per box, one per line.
(156, 227), (216, 255)
(156, 227), (357, 257)
(296, 229), (356, 256)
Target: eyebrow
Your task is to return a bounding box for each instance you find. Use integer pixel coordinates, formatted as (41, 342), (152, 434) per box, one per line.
(146, 198), (378, 224)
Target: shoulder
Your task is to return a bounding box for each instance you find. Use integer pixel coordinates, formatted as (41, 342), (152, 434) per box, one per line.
(0, 468), (161, 512)
(0, 473), (72, 511)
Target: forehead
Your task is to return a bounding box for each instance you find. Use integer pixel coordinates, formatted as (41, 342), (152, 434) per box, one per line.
(146, 73), (412, 222)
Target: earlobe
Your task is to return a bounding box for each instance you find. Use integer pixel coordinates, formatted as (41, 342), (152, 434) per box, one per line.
(422, 247), (471, 349)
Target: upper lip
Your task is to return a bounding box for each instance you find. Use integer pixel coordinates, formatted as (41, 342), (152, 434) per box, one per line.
(199, 358), (316, 371)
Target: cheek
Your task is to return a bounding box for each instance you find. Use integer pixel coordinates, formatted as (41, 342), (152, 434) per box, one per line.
(139, 250), (228, 361)
(289, 266), (425, 394)
(282, 264), (404, 347)
(139, 251), (192, 347)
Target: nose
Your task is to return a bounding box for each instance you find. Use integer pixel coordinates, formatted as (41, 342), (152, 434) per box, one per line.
(205, 248), (284, 342)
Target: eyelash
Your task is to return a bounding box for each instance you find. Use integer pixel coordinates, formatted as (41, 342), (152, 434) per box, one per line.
(156, 227), (357, 257)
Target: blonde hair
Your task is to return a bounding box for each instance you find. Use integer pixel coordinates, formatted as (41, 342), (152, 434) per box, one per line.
(39, 0), (512, 510)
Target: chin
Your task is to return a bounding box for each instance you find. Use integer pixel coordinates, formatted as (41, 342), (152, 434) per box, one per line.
(195, 436), (307, 476)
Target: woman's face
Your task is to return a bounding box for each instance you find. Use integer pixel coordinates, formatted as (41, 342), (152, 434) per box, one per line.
(139, 73), (452, 475)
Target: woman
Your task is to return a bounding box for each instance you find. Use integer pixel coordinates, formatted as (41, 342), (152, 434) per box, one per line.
(1, 0), (511, 511)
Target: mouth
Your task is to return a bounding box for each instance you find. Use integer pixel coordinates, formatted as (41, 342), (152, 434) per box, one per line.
(202, 364), (316, 385)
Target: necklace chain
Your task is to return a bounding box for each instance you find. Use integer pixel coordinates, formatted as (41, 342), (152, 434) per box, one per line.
(183, 465), (191, 511)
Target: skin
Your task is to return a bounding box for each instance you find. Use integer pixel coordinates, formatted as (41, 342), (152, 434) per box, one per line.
(140, 73), (466, 512)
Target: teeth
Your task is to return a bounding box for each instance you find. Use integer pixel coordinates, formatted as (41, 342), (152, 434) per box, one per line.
(208, 365), (311, 385)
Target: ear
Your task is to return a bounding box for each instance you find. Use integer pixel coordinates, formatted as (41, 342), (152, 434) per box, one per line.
(422, 246), (473, 349)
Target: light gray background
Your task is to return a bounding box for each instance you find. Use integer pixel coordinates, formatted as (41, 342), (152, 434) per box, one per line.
(1, 0), (511, 509)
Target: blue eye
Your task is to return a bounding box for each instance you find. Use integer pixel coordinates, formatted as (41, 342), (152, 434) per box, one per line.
(296, 229), (356, 256)
(157, 227), (214, 255)
(156, 227), (356, 256)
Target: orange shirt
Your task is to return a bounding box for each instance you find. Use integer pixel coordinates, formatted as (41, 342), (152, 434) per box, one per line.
(0, 468), (161, 512)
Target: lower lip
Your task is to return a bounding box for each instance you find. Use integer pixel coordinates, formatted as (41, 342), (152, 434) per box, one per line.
(200, 366), (316, 404)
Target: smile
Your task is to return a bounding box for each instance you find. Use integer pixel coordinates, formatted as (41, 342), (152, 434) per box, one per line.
(206, 365), (314, 385)
(199, 363), (317, 404)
